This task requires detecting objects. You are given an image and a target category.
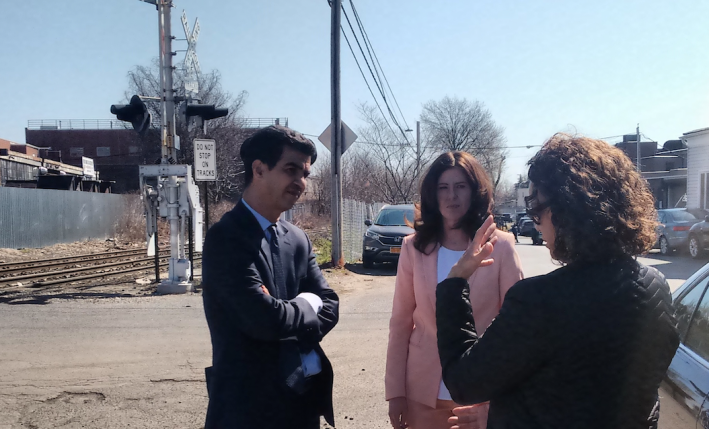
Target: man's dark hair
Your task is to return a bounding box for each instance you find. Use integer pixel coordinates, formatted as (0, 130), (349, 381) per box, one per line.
(240, 125), (318, 186)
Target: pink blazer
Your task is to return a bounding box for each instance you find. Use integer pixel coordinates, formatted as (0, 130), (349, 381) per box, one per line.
(385, 230), (524, 408)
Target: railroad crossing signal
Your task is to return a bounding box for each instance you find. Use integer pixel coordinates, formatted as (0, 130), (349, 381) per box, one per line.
(110, 95), (151, 135)
(181, 10), (200, 96)
(181, 103), (229, 134)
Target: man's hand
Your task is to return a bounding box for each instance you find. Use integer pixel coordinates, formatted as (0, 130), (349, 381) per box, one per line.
(447, 215), (497, 280)
(260, 285), (270, 296)
(448, 403), (489, 429)
(388, 397), (409, 429)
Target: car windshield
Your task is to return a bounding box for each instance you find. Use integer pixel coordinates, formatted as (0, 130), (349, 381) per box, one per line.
(669, 211), (697, 222)
(375, 209), (414, 226)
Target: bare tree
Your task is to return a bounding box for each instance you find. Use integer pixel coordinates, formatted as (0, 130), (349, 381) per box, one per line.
(309, 156), (332, 216)
(123, 61), (248, 202)
(420, 96), (508, 191)
(353, 103), (429, 204)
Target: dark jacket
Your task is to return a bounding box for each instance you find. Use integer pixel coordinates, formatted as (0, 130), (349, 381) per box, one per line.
(202, 200), (339, 429)
(436, 258), (679, 429)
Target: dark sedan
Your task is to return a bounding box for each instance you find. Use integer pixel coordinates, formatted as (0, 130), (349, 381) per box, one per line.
(658, 262), (709, 428)
(362, 204), (415, 268)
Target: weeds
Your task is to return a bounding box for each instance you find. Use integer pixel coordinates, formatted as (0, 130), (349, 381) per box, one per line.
(312, 236), (332, 266)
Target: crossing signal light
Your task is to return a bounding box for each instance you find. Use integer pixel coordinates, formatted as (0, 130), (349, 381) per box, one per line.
(110, 95), (151, 135)
(184, 104), (229, 121)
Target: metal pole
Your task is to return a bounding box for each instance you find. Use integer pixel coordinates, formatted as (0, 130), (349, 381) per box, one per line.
(203, 182), (210, 232)
(188, 215), (194, 282)
(158, 0), (176, 162)
(416, 120), (421, 184)
(636, 124), (641, 172)
(330, 0), (344, 267)
(154, 215), (160, 283)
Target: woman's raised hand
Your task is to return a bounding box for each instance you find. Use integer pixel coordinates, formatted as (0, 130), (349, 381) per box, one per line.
(447, 215), (497, 280)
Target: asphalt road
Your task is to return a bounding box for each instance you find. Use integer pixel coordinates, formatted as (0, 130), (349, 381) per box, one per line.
(0, 238), (705, 428)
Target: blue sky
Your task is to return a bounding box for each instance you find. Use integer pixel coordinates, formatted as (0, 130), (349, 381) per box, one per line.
(1, 0), (707, 184)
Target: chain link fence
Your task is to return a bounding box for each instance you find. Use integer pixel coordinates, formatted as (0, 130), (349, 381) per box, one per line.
(286, 200), (385, 263)
(342, 199), (384, 263)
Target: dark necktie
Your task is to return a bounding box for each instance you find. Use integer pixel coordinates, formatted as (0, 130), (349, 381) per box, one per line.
(268, 224), (286, 299)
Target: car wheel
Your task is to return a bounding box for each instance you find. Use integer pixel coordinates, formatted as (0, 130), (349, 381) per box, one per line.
(688, 236), (705, 259)
(362, 256), (374, 268)
(659, 236), (672, 256)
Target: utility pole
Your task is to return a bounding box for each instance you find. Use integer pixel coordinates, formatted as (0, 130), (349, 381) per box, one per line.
(158, 0), (177, 162)
(416, 120), (421, 184)
(636, 124), (641, 172)
(330, 0), (344, 267)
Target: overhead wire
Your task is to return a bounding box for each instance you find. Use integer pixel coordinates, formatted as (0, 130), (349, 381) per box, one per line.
(340, 4), (408, 144)
(338, 13), (402, 144)
(349, 0), (411, 137)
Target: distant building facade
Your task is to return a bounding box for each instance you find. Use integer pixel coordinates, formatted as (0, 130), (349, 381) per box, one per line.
(614, 135), (687, 209)
(681, 127), (709, 211)
(25, 118), (288, 194)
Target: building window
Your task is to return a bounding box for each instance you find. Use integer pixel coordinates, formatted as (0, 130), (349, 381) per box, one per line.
(96, 147), (111, 157)
(69, 147), (84, 158)
(702, 173), (709, 209)
(128, 146), (140, 155)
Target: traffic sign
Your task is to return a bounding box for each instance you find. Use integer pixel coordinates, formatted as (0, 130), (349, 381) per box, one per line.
(194, 139), (216, 181)
(181, 10), (201, 97)
(82, 156), (95, 178)
(318, 121), (358, 153)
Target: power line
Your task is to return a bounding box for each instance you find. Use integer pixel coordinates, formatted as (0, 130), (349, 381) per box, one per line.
(339, 20), (402, 143)
(349, 0), (411, 134)
(340, 3), (410, 143)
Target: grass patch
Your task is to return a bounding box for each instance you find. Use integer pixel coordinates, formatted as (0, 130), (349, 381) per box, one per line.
(312, 236), (332, 266)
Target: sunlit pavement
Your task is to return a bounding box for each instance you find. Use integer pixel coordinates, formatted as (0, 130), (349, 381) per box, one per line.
(513, 236), (708, 292)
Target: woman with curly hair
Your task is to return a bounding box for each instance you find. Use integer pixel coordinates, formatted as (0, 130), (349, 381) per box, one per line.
(436, 134), (680, 429)
(386, 151), (523, 429)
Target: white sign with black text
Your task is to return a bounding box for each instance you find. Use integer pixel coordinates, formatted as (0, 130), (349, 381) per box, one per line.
(194, 139), (216, 181)
(81, 156), (95, 178)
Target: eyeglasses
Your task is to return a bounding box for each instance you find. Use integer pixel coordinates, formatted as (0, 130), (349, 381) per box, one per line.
(524, 196), (551, 225)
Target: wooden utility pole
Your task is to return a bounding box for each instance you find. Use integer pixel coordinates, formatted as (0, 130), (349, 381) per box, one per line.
(330, 0), (344, 267)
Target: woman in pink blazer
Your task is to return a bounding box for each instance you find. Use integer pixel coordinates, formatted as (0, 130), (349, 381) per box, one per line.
(386, 151), (524, 429)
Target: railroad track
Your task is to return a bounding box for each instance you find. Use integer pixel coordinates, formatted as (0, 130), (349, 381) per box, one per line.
(0, 248), (201, 289)
(0, 248), (150, 273)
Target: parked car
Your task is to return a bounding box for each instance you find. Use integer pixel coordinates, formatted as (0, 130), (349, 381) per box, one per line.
(517, 218), (544, 245)
(688, 214), (709, 259)
(362, 204), (415, 268)
(519, 219), (535, 236)
(656, 209), (703, 256)
(658, 262), (709, 428)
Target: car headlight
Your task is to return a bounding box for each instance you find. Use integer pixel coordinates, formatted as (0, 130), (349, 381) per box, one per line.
(365, 230), (380, 240)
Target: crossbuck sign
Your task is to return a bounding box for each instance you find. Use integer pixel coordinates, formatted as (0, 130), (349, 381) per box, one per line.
(181, 10), (200, 97)
(194, 139), (216, 181)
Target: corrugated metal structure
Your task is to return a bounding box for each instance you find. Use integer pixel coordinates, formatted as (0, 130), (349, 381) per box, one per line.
(0, 187), (126, 249)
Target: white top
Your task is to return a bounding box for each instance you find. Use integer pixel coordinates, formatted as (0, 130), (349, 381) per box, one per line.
(436, 246), (466, 400)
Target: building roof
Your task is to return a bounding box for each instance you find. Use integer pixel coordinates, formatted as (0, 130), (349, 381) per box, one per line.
(682, 127), (709, 136)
